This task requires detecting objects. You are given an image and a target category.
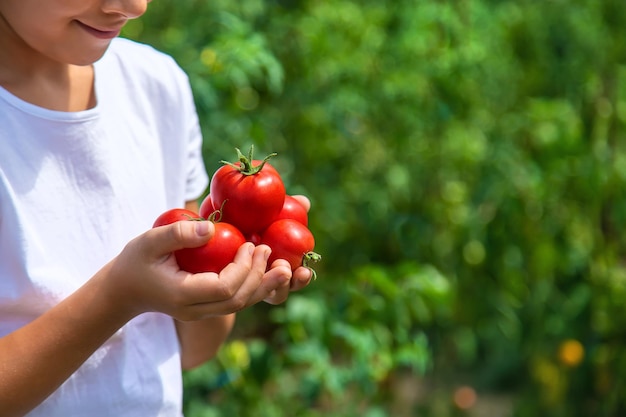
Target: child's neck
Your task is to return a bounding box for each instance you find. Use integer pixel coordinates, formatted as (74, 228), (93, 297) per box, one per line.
(1, 64), (96, 112)
(0, 26), (96, 112)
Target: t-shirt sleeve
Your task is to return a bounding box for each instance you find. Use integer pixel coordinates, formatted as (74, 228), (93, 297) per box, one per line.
(109, 38), (210, 205)
(184, 93), (209, 202)
(178, 73), (209, 202)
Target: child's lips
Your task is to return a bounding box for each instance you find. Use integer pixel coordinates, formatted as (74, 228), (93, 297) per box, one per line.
(77, 21), (123, 40)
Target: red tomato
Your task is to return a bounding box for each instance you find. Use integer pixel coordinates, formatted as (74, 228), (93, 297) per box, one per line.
(275, 195), (308, 226)
(175, 222), (246, 273)
(260, 219), (320, 272)
(210, 148), (286, 235)
(199, 194), (217, 220)
(153, 208), (246, 273)
(247, 232), (262, 246)
(153, 208), (201, 227)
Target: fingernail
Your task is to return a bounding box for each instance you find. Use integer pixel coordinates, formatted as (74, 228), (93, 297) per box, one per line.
(195, 221), (210, 236)
(264, 248), (271, 261)
(248, 243), (255, 255)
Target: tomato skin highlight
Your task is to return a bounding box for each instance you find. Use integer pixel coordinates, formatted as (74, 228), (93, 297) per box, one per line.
(210, 160), (286, 236)
(261, 219), (315, 271)
(153, 208), (202, 227)
(275, 195), (308, 226)
(175, 222), (246, 273)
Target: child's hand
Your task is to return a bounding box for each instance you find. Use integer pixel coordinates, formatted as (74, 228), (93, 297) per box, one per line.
(103, 220), (289, 321)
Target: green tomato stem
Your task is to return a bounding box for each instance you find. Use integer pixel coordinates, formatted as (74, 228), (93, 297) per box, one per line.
(220, 145), (277, 176)
(303, 251), (322, 280)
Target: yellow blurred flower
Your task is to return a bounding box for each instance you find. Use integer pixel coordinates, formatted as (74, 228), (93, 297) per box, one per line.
(558, 339), (584, 368)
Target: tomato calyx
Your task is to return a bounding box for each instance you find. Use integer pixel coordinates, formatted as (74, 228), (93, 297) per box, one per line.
(220, 146), (277, 176)
(303, 251), (322, 280)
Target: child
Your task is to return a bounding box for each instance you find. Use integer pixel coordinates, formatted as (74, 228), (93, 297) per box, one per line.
(0, 0), (313, 415)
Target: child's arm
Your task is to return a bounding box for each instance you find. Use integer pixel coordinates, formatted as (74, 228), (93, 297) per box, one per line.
(0, 221), (286, 417)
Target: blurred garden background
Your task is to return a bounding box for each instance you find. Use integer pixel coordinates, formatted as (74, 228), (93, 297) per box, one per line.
(123, 0), (626, 416)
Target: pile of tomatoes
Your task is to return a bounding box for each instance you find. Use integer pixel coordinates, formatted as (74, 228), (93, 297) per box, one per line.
(153, 147), (320, 276)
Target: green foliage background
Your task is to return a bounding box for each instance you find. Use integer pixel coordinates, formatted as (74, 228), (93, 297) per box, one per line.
(124, 0), (626, 415)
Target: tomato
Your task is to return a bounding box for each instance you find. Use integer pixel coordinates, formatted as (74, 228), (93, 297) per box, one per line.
(199, 194), (217, 220)
(275, 195), (308, 226)
(209, 147), (286, 236)
(247, 232), (262, 246)
(153, 208), (202, 227)
(175, 222), (246, 273)
(153, 208), (246, 273)
(260, 219), (320, 273)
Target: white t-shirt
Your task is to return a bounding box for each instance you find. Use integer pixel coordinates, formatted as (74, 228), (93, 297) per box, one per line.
(0, 38), (209, 416)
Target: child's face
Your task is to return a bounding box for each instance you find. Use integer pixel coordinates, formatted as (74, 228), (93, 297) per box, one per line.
(0, 0), (151, 66)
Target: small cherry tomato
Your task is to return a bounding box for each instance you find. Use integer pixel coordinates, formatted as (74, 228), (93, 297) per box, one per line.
(275, 195), (308, 226)
(261, 219), (320, 273)
(153, 208), (246, 273)
(199, 194), (217, 219)
(247, 232), (262, 246)
(153, 208), (202, 227)
(175, 222), (246, 273)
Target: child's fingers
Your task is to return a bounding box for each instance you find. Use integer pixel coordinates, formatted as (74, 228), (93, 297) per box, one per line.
(175, 242), (256, 305)
(144, 220), (214, 260)
(262, 260), (293, 305)
(290, 266), (313, 291)
(176, 244), (289, 317)
(291, 195), (310, 212)
(214, 245), (290, 307)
